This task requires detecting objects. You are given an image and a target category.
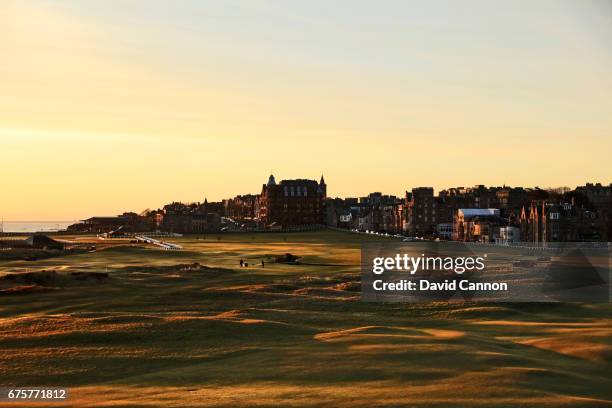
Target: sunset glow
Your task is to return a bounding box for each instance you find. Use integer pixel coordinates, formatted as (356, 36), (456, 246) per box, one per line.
(2, 0), (611, 220)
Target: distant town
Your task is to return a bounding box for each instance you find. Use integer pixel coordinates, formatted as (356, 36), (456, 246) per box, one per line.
(63, 175), (611, 243)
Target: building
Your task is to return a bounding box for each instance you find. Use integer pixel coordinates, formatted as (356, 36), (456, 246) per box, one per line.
(67, 212), (152, 233)
(161, 202), (198, 233)
(496, 187), (528, 212)
(257, 174), (326, 227)
(520, 201), (542, 243)
(162, 201), (224, 233)
(497, 226), (521, 244)
(201, 199), (225, 216)
(224, 194), (258, 220)
(192, 212), (221, 233)
(519, 200), (601, 243)
(575, 183), (612, 208)
(574, 183), (612, 241)
(407, 187), (436, 237)
(453, 208), (504, 242)
(436, 223), (453, 240)
(326, 193), (403, 233)
(357, 193), (403, 233)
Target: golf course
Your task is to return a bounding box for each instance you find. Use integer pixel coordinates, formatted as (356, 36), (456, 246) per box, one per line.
(0, 230), (610, 407)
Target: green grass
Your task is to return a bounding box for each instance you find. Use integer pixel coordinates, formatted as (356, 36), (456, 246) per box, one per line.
(0, 230), (610, 407)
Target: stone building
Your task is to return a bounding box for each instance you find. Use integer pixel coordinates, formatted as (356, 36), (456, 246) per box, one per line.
(68, 212), (153, 233)
(257, 174), (326, 227)
(453, 208), (504, 242)
(192, 211), (221, 233)
(224, 194), (258, 220)
(406, 187), (436, 237)
(162, 201), (223, 233)
(574, 183), (612, 208)
(519, 200), (600, 243)
(161, 202), (198, 233)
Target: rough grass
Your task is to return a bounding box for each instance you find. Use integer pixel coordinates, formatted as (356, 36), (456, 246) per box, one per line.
(0, 230), (610, 407)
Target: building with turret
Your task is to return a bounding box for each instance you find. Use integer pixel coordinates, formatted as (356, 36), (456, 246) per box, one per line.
(257, 174), (326, 227)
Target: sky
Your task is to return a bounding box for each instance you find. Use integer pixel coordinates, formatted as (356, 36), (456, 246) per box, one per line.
(1, 0), (611, 221)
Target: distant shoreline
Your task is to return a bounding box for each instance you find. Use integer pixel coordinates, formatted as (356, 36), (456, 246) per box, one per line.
(1, 221), (74, 233)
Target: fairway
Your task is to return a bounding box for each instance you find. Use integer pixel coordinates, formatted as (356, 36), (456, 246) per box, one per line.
(0, 230), (610, 407)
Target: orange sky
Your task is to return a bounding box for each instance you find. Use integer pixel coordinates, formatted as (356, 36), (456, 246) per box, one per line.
(1, 1), (611, 220)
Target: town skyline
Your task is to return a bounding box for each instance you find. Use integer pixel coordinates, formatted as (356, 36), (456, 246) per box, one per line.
(2, 1), (611, 220)
(63, 176), (610, 243)
(2, 171), (609, 221)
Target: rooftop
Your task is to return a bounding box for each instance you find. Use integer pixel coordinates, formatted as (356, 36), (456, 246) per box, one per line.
(459, 208), (500, 217)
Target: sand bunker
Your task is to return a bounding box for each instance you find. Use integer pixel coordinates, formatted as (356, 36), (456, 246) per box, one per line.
(315, 326), (465, 342)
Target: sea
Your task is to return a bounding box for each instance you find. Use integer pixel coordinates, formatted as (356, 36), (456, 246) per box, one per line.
(1, 221), (75, 233)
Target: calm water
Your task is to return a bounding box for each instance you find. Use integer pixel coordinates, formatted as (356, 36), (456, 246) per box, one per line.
(1, 221), (74, 233)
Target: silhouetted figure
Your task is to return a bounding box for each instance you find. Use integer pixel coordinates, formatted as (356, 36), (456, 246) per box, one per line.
(261, 260), (265, 268)
(239, 259), (244, 267)
(244, 262), (249, 267)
